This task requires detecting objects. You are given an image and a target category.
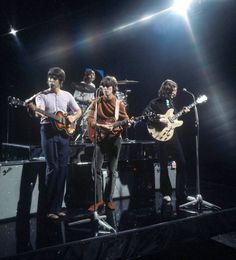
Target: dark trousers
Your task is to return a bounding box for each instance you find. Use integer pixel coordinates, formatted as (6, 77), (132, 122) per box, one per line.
(92, 136), (122, 202)
(159, 134), (187, 199)
(40, 125), (69, 214)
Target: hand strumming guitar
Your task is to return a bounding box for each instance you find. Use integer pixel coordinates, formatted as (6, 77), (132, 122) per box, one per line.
(67, 114), (78, 123)
(96, 123), (113, 131)
(159, 115), (169, 125)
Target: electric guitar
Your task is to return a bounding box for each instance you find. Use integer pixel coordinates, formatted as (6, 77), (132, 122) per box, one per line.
(147, 95), (208, 142)
(8, 96), (77, 136)
(88, 119), (130, 143)
(88, 116), (146, 143)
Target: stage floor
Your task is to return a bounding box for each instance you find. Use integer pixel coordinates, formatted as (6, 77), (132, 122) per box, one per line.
(0, 181), (236, 259)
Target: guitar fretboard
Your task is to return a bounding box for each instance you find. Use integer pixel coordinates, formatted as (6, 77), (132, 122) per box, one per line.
(35, 108), (64, 123)
(172, 101), (197, 121)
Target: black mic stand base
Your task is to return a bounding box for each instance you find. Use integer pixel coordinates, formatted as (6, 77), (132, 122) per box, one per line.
(179, 194), (221, 214)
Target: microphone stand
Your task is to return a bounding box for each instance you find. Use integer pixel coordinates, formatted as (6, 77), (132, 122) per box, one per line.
(93, 88), (116, 233)
(179, 89), (221, 213)
(123, 90), (130, 142)
(6, 98), (10, 143)
(68, 88), (116, 234)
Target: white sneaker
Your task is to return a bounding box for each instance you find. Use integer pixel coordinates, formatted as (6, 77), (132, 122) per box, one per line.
(163, 195), (172, 202)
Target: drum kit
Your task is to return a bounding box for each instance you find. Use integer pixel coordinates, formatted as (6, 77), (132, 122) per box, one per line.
(72, 79), (139, 143)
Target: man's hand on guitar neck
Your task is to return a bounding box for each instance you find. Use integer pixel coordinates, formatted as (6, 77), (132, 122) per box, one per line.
(182, 106), (190, 114)
(26, 102), (43, 118)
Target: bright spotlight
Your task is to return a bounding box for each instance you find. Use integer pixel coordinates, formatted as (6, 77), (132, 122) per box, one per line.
(9, 26), (18, 36)
(172, 0), (192, 16)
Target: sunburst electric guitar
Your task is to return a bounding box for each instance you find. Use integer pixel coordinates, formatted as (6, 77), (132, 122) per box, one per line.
(147, 95), (208, 142)
(8, 96), (77, 137)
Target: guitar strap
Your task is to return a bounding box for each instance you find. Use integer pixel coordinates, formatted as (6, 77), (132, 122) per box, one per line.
(115, 99), (120, 121)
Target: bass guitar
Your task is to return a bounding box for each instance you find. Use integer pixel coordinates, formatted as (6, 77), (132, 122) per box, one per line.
(147, 95), (208, 142)
(8, 96), (77, 137)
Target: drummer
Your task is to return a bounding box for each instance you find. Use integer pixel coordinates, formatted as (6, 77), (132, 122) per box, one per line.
(73, 69), (96, 112)
(73, 69), (96, 142)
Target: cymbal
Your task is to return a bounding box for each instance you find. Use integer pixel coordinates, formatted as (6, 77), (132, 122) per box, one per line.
(117, 80), (139, 85)
(72, 82), (96, 93)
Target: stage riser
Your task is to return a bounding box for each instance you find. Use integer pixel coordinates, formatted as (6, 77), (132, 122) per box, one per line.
(6, 208), (236, 260)
(0, 160), (176, 219)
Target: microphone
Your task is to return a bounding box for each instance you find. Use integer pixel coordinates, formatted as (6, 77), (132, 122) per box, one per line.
(98, 85), (104, 90)
(24, 89), (49, 103)
(25, 93), (38, 103)
(125, 89), (132, 93)
(183, 87), (194, 95)
(182, 88), (195, 99)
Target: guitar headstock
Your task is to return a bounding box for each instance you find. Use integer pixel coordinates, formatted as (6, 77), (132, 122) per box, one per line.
(8, 96), (25, 108)
(196, 95), (208, 104)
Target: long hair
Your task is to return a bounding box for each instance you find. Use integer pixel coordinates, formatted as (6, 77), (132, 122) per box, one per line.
(159, 79), (178, 98)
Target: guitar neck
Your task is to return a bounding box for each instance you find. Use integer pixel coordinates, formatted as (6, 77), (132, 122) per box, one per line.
(8, 96), (66, 124)
(172, 101), (197, 120)
(35, 108), (60, 122)
(112, 119), (128, 128)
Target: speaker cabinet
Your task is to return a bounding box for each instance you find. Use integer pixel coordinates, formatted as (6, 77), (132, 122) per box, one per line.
(65, 162), (136, 209)
(102, 168), (135, 199)
(0, 163), (41, 220)
(65, 163), (94, 209)
(154, 162), (176, 189)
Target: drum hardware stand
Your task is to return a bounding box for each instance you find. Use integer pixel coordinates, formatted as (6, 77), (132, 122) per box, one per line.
(179, 89), (221, 213)
(73, 105), (89, 144)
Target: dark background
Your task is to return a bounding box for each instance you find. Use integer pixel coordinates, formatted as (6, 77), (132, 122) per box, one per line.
(0, 0), (235, 182)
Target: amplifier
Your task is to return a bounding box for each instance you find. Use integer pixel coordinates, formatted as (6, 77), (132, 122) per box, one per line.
(154, 162), (176, 189)
(1, 143), (43, 161)
(65, 162), (135, 209)
(0, 163), (40, 220)
(102, 168), (135, 199)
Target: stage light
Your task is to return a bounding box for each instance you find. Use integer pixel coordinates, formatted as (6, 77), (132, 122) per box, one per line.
(9, 26), (18, 36)
(140, 14), (155, 22)
(171, 0), (192, 16)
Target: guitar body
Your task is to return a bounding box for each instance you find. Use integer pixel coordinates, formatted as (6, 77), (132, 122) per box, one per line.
(52, 111), (77, 136)
(87, 119), (127, 143)
(147, 108), (183, 142)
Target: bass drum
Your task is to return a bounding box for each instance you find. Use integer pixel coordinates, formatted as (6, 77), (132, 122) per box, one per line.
(116, 91), (127, 107)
